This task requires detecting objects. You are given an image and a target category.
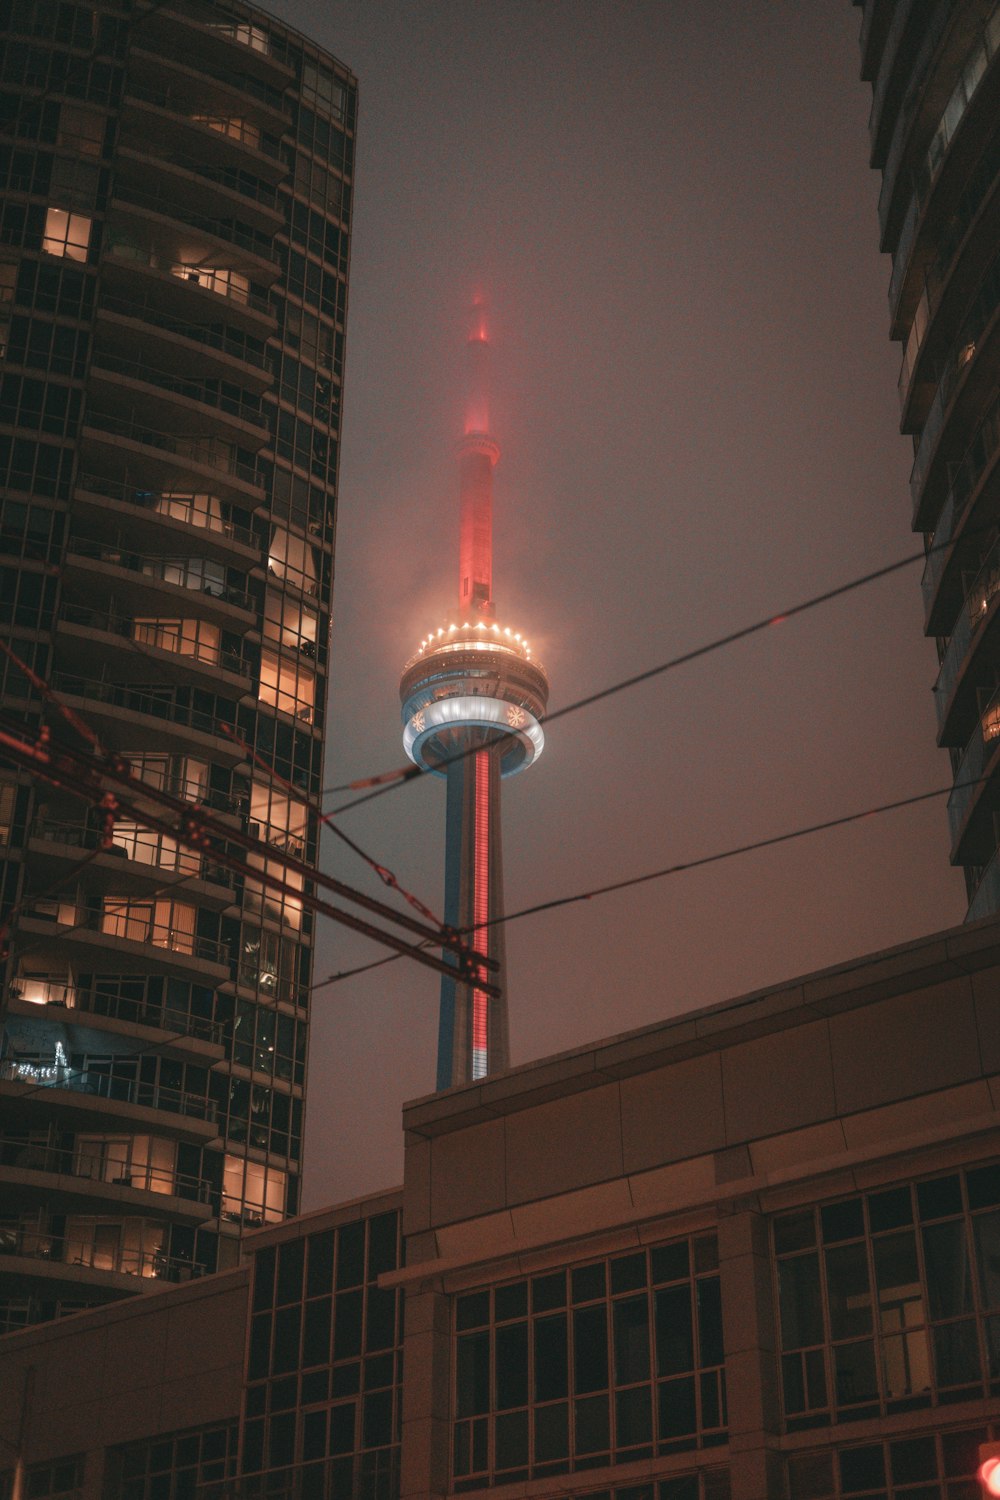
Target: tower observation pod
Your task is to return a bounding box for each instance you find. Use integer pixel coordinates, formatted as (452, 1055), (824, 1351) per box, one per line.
(399, 304), (549, 1090)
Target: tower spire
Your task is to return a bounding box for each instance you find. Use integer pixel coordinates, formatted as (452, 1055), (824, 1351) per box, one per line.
(399, 303), (549, 1090)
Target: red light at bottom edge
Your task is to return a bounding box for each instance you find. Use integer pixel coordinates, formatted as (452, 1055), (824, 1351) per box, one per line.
(980, 1457), (1000, 1494)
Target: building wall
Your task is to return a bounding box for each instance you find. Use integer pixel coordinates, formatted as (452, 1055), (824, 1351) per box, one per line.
(3, 920), (1000, 1500)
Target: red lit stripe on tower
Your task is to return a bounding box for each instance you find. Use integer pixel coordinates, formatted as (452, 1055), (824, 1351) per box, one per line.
(471, 748), (490, 1078)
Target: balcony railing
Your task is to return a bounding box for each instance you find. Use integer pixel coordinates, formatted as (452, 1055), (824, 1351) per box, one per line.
(51, 669), (239, 742)
(121, 141), (279, 212)
(106, 243), (273, 318)
(91, 350), (267, 430)
(0, 1058), (218, 1121)
(98, 285), (271, 366)
(82, 411), (265, 491)
(947, 684), (1000, 849)
(8, 978), (226, 1045)
(30, 816), (238, 888)
(64, 536), (254, 609)
(933, 540), (1000, 726)
(921, 391), (1000, 612)
(123, 80), (284, 160)
(73, 472), (257, 547)
(0, 1140), (211, 1202)
(58, 603), (252, 678)
(910, 244), (1000, 515)
(0, 1223), (207, 1281)
(888, 6), (1000, 313)
(112, 181), (277, 262)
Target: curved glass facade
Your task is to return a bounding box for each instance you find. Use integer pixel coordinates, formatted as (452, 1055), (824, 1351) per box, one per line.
(0, 0), (355, 1328)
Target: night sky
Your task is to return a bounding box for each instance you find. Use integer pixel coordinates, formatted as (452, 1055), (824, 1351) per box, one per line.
(258, 1), (967, 1208)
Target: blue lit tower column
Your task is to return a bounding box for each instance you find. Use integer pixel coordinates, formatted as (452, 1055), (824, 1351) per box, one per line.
(399, 308), (548, 1089)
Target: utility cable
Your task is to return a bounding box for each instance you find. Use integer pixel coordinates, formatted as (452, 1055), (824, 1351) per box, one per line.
(309, 773), (978, 993)
(321, 532), (976, 814)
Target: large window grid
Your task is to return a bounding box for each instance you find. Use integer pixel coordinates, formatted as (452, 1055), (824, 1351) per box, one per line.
(453, 1233), (726, 1491)
(774, 1161), (1000, 1432)
(117, 1421), (238, 1500)
(786, 1420), (998, 1498)
(242, 1211), (401, 1500)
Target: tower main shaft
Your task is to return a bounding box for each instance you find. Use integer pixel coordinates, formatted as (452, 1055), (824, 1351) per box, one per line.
(399, 307), (548, 1090)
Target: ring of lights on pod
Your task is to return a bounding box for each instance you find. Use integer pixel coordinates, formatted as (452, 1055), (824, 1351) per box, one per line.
(400, 623), (549, 778)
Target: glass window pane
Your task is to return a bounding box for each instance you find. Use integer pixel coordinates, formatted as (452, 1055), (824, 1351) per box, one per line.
(614, 1296), (650, 1386)
(574, 1304), (609, 1393)
(534, 1314), (568, 1402)
(574, 1394), (609, 1455)
(821, 1198), (863, 1244)
(974, 1211), (1000, 1310)
(923, 1221), (973, 1318)
(833, 1340), (878, 1408)
(825, 1243), (872, 1339)
(697, 1277), (723, 1367)
(494, 1410), (528, 1471)
(456, 1332), (490, 1417)
(932, 1318), (981, 1389)
(655, 1285), (693, 1376)
(778, 1254), (823, 1348)
(839, 1444), (885, 1492)
(495, 1322), (528, 1410)
(533, 1401), (568, 1462)
(615, 1385), (652, 1449)
(572, 1263), (606, 1303)
(494, 1282), (527, 1321)
(650, 1242), (689, 1284)
(657, 1375), (696, 1439)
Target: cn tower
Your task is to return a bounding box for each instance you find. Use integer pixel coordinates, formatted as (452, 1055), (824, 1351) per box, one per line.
(399, 303), (549, 1090)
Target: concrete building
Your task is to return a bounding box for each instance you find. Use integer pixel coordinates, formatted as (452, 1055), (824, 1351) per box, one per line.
(857, 0), (1000, 916)
(0, 0), (355, 1327)
(4, 916), (1000, 1500)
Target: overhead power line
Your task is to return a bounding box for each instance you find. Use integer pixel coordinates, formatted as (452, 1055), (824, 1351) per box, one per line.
(310, 773), (975, 994)
(321, 533), (962, 816)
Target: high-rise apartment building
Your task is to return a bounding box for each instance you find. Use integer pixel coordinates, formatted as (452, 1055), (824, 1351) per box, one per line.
(0, 0), (355, 1329)
(856, 0), (1000, 917)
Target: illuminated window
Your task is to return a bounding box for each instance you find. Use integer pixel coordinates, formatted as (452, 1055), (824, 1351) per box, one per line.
(143, 554), (226, 596)
(209, 20), (269, 52)
(0, 777), (15, 844)
(111, 821), (200, 875)
(190, 115), (261, 150)
(244, 850), (304, 929)
(250, 783), (308, 857)
(154, 491), (225, 532)
(41, 207), (91, 261)
(63, 1215), (165, 1277)
(263, 591), (319, 655)
(101, 897), (197, 954)
(171, 264), (250, 303)
(268, 526), (318, 594)
(133, 617), (221, 666)
(125, 752), (209, 802)
(222, 1155), (285, 1224)
(258, 648), (315, 722)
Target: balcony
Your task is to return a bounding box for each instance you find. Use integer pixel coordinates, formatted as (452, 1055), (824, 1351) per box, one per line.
(0, 1062), (219, 1145)
(88, 350), (270, 449)
(48, 671), (245, 762)
(72, 473), (258, 560)
(80, 411), (265, 504)
(26, 817), (238, 908)
(109, 182), (280, 282)
(7, 978), (226, 1048)
(921, 391), (1000, 631)
(14, 896), (231, 983)
(122, 80), (286, 172)
(933, 541), (1000, 743)
(0, 1141), (213, 1219)
(910, 246), (1000, 530)
(0, 1223), (207, 1288)
(95, 291), (273, 391)
(104, 244), (276, 333)
(947, 684), (1000, 863)
(55, 604), (255, 693)
(138, 4), (296, 92)
(968, 842), (1000, 920)
(885, 6), (1000, 325)
(65, 529), (255, 607)
(126, 42), (292, 129)
(115, 142), (282, 236)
